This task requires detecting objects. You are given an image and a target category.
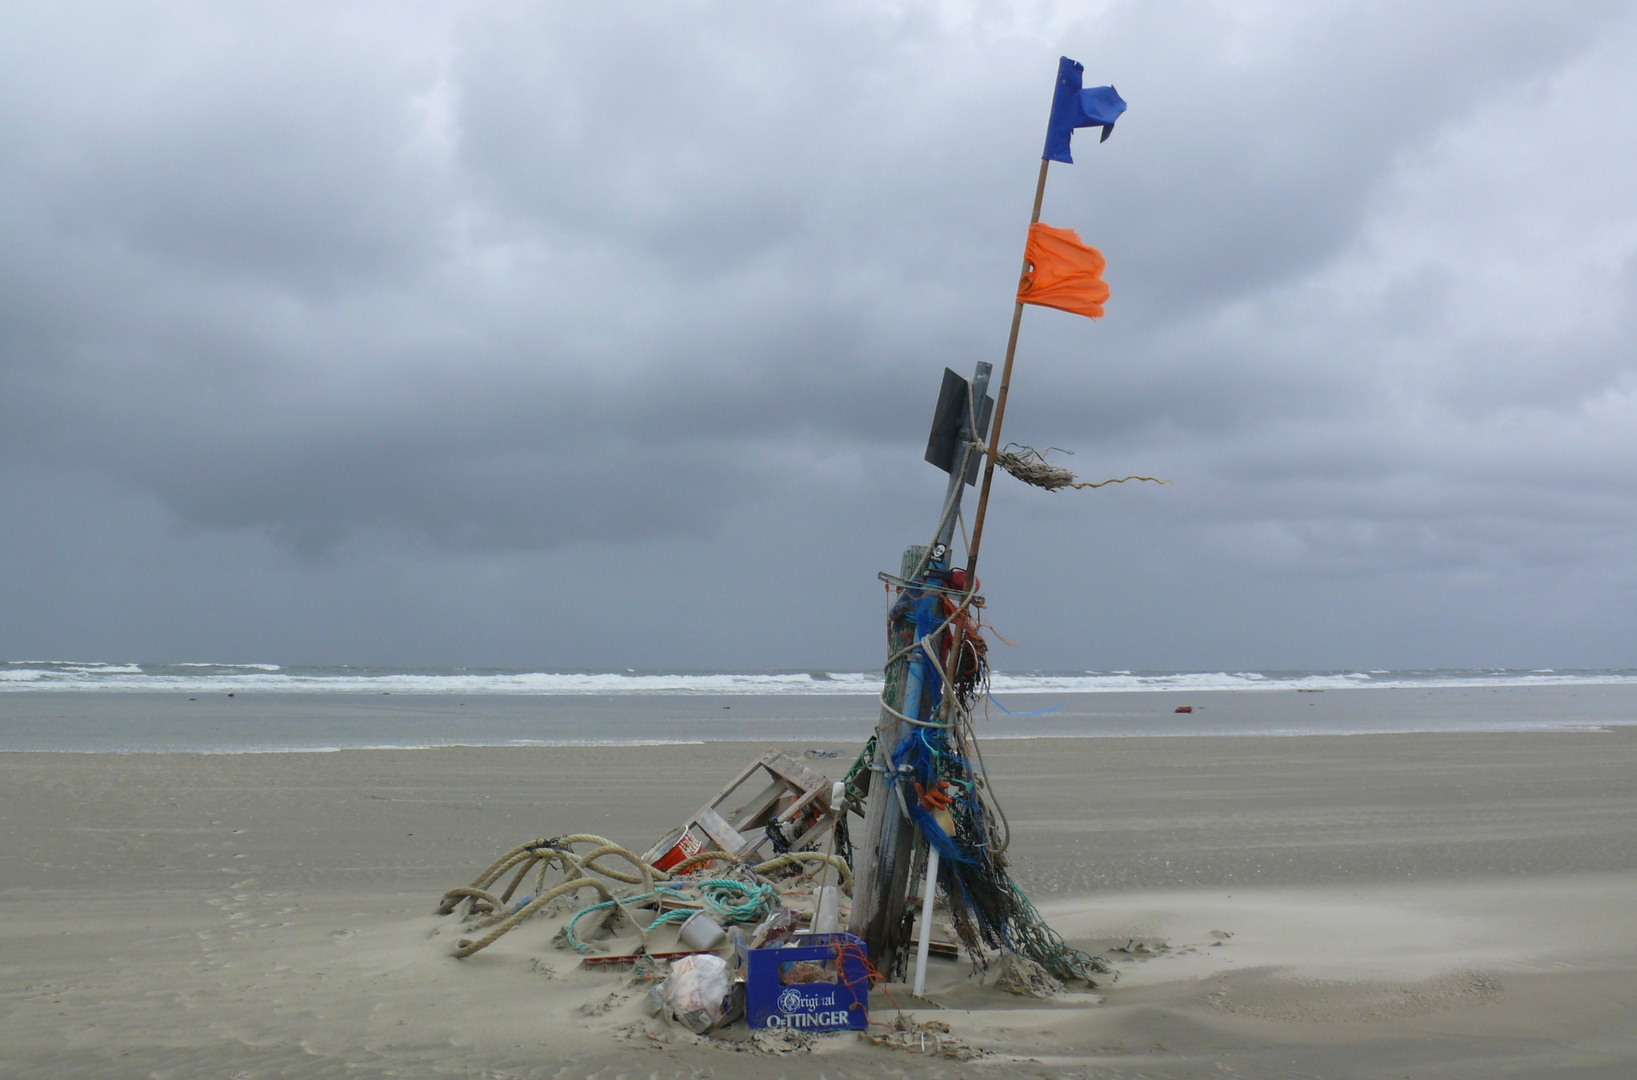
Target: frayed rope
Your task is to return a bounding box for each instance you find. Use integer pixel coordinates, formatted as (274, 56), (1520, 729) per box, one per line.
(990, 443), (1170, 492)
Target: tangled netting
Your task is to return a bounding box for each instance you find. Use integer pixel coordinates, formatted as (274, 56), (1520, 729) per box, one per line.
(993, 442), (1169, 492)
(879, 551), (1111, 986)
(436, 834), (850, 960)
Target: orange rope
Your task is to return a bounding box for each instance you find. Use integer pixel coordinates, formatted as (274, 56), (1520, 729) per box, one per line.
(836, 939), (903, 1024)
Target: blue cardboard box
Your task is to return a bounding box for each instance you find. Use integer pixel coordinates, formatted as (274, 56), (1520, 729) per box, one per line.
(741, 932), (870, 1031)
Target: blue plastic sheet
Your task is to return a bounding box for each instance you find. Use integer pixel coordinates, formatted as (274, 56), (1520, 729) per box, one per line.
(1043, 56), (1127, 163)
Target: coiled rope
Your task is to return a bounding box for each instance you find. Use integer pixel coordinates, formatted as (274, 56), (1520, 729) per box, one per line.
(441, 834), (852, 959)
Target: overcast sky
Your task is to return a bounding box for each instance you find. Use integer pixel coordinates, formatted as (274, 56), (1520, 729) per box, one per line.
(3, 1), (1636, 672)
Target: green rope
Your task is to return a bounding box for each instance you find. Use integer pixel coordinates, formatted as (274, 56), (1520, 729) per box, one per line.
(695, 879), (777, 923)
(559, 880), (776, 953)
(562, 896), (627, 953)
(842, 735), (876, 809)
(561, 887), (689, 953)
(648, 909), (694, 927)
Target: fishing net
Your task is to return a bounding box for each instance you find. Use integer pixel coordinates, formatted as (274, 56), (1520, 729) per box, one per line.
(881, 574), (1110, 985)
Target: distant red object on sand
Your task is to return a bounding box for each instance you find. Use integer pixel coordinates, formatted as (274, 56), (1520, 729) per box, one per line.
(1174, 705), (1193, 714)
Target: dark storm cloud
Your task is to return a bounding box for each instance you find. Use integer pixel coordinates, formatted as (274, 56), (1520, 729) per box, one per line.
(3, 1), (1637, 667)
(1076, 2), (1617, 311)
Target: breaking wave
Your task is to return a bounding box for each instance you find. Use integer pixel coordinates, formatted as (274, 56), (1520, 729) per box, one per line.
(4, 661), (1637, 695)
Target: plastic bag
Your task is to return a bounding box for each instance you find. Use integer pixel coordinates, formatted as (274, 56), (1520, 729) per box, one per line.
(654, 954), (734, 1034)
(749, 908), (800, 949)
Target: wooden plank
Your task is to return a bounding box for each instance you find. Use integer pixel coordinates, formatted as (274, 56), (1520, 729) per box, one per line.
(694, 806), (749, 854)
(727, 778), (788, 831)
(703, 758), (769, 809)
(759, 750), (826, 793)
(775, 782), (827, 822)
(582, 950), (715, 970)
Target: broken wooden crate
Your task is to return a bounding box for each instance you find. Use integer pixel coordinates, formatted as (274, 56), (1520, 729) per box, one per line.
(642, 749), (836, 867)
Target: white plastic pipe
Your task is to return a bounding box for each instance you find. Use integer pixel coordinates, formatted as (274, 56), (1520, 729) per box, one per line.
(812, 781), (847, 935)
(912, 846), (940, 997)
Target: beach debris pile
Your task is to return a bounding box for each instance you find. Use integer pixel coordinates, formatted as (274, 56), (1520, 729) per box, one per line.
(435, 750), (877, 1039)
(437, 827), (851, 963)
(431, 743), (1099, 1053)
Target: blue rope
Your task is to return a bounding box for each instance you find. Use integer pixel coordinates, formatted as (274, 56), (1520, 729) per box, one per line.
(986, 691), (1063, 717)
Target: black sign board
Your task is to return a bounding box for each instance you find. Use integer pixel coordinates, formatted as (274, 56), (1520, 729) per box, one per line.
(923, 368), (994, 486)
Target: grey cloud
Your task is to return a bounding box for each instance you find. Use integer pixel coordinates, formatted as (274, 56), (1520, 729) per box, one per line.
(1067, 1), (1626, 310)
(2, 1), (1636, 668)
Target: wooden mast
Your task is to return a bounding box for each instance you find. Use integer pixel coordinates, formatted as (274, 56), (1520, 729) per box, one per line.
(964, 158), (1049, 583)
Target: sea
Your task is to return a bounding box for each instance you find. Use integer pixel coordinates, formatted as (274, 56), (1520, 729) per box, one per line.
(2, 661), (1635, 753)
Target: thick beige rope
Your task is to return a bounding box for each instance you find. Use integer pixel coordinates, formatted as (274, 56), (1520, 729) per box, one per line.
(442, 833), (854, 958)
(454, 877), (613, 959)
(754, 852), (853, 891)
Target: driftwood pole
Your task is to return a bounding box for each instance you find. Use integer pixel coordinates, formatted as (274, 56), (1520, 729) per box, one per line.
(848, 545), (922, 974)
(849, 359), (991, 976)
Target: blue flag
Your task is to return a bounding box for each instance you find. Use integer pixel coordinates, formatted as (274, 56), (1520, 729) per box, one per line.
(1043, 56), (1126, 163)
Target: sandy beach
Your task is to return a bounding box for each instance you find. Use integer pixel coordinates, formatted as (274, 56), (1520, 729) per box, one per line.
(3, 727), (1636, 1078)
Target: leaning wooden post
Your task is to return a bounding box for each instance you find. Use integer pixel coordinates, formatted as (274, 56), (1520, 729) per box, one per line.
(849, 361), (991, 975)
(848, 545), (924, 973)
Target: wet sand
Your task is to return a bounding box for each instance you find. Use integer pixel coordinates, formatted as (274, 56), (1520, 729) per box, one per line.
(2, 729), (1635, 1077)
(7, 681), (1637, 750)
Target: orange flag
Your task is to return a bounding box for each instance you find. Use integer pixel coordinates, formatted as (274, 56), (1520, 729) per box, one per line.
(1016, 222), (1108, 319)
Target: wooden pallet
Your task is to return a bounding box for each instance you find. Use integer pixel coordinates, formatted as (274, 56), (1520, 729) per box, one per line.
(642, 749), (836, 866)
(581, 949), (714, 970)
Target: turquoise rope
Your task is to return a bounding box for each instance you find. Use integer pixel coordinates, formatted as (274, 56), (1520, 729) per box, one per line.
(695, 879), (777, 922)
(562, 887), (673, 953)
(560, 879), (778, 953)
